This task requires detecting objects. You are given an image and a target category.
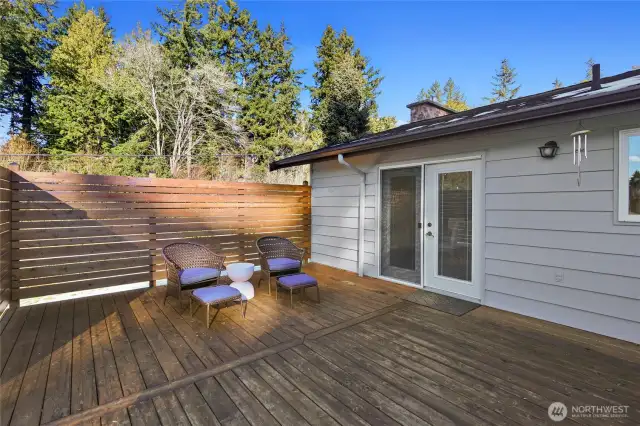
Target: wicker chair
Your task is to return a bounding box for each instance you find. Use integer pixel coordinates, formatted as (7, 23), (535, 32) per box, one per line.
(162, 242), (226, 307)
(256, 236), (305, 295)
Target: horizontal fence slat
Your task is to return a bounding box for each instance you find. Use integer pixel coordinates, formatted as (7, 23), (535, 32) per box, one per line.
(13, 191), (309, 204)
(12, 208), (308, 221)
(15, 256), (153, 280)
(13, 216), (310, 230)
(12, 237), (310, 262)
(13, 222), (309, 240)
(12, 202), (311, 211)
(10, 171), (311, 299)
(13, 182), (310, 195)
(12, 171), (311, 192)
(16, 273), (153, 299)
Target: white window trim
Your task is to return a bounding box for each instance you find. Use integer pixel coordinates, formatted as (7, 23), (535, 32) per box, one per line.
(618, 128), (640, 222)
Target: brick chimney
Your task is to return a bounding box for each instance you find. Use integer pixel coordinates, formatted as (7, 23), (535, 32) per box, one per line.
(406, 99), (454, 123)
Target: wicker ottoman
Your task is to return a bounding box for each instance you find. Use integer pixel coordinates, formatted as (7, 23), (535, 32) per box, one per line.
(190, 285), (243, 328)
(276, 273), (319, 307)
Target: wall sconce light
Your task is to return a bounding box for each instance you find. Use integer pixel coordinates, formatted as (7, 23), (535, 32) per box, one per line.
(538, 141), (559, 159)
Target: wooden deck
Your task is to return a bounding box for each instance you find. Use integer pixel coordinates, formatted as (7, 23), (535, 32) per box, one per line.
(1, 263), (638, 425)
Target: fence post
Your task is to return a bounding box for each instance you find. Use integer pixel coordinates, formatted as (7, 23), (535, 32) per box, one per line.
(148, 171), (157, 287)
(6, 163), (18, 301)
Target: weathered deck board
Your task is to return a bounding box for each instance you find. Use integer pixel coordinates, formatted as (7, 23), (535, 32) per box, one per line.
(100, 296), (160, 426)
(10, 303), (59, 426)
(0, 304), (45, 426)
(1, 264), (638, 426)
(40, 300), (74, 423)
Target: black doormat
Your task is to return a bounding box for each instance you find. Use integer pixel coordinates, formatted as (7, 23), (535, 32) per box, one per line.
(401, 289), (479, 316)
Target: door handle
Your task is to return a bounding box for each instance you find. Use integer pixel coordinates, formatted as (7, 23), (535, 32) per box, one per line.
(426, 231), (434, 237)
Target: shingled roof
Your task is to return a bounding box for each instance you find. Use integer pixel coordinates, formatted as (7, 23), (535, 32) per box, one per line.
(270, 68), (640, 170)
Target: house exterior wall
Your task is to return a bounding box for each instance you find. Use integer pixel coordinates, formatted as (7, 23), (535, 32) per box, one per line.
(311, 107), (640, 343)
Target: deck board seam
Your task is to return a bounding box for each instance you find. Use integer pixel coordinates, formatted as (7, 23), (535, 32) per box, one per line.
(40, 301), (408, 426)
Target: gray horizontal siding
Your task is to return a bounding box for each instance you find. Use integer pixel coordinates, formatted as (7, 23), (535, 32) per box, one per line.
(311, 162), (377, 274)
(483, 291), (640, 344)
(486, 259), (639, 299)
(486, 210), (640, 234)
(486, 275), (640, 322)
(486, 192), (613, 211)
(486, 171), (613, 193)
(486, 228), (640, 257)
(485, 117), (640, 343)
(485, 148), (612, 178)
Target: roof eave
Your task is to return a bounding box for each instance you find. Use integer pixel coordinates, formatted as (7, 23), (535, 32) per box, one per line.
(270, 86), (640, 171)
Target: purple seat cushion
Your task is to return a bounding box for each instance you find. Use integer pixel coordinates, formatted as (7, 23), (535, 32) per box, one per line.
(278, 274), (317, 289)
(192, 285), (241, 304)
(179, 267), (220, 285)
(267, 257), (301, 272)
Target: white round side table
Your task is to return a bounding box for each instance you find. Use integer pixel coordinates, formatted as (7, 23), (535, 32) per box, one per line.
(226, 263), (255, 315)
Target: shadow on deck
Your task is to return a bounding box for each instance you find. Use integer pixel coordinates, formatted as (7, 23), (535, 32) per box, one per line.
(1, 263), (638, 425)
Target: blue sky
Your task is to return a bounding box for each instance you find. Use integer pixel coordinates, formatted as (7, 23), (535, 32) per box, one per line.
(2, 1), (639, 135)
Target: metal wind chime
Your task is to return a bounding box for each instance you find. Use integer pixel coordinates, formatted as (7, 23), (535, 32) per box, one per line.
(571, 121), (591, 186)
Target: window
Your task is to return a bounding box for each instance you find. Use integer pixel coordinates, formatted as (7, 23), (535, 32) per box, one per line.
(618, 128), (640, 222)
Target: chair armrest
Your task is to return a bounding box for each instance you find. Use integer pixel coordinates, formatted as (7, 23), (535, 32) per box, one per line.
(296, 247), (305, 262)
(258, 254), (270, 273)
(164, 257), (181, 285)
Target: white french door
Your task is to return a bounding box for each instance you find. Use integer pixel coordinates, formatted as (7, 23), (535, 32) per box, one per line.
(423, 160), (482, 301)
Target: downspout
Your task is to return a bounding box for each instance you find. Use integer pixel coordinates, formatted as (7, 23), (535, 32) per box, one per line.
(338, 154), (365, 277)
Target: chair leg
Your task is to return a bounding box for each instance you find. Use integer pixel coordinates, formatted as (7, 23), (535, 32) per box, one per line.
(206, 304), (210, 328)
(290, 289), (293, 308)
(268, 275), (271, 295)
(317, 285), (320, 303)
(275, 282), (278, 301)
(189, 296), (192, 317)
(242, 300), (247, 318)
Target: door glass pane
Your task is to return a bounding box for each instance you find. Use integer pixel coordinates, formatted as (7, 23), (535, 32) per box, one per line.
(437, 171), (472, 281)
(380, 167), (421, 283)
(628, 135), (640, 215)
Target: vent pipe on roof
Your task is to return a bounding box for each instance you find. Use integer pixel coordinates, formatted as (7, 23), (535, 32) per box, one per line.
(591, 64), (601, 91)
(337, 154), (365, 277)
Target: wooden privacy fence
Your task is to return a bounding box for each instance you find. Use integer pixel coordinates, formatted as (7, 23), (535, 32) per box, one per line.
(6, 170), (310, 300)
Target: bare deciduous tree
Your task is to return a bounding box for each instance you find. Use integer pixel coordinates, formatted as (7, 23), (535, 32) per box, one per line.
(105, 30), (239, 176)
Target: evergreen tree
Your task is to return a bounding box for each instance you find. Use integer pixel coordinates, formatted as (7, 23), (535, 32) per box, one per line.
(428, 80), (444, 103)
(485, 58), (520, 103)
(201, 0), (259, 84)
(553, 78), (563, 89)
(153, 0), (206, 69)
(49, 1), (108, 43)
(310, 25), (382, 140)
(417, 80), (444, 103)
(369, 115), (397, 133)
(0, 0), (54, 136)
(316, 54), (371, 146)
(443, 77), (469, 111)
(244, 23), (304, 163)
(416, 78), (468, 111)
(41, 9), (129, 153)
